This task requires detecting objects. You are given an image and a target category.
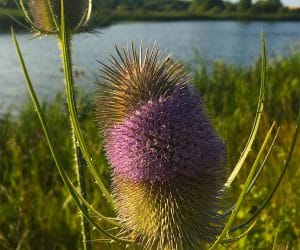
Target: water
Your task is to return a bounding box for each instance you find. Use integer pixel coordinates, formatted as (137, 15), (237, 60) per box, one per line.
(0, 21), (300, 113)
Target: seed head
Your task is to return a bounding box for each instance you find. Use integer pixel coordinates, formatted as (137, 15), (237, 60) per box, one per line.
(96, 44), (227, 249)
(27, 0), (91, 33)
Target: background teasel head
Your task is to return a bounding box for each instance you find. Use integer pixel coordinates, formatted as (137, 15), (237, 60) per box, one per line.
(21, 0), (92, 34)
(96, 44), (227, 249)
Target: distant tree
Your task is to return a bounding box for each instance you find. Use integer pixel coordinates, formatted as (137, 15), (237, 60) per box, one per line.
(143, 0), (190, 11)
(238, 0), (252, 12)
(143, 0), (169, 11)
(93, 0), (119, 9)
(268, 0), (282, 9)
(117, 0), (144, 10)
(224, 1), (237, 13)
(192, 0), (225, 11)
(254, 0), (282, 13)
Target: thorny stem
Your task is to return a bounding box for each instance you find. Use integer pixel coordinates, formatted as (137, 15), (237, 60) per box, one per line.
(59, 0), (114, 206)
(59, 1), (90, 248)
(59, 30), (91, 250)
(12, 28), (132, 244)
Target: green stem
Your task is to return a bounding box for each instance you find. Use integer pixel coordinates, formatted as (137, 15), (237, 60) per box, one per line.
(72, 103), (92, 250)
(75, 143), (92, 250)
(11, 27), (131, 244)
(58, 29), (91, 250)
(209, 33), (267, 249)
(58, 0), (115, 246)
(225, 32), (266, 188)
(230, 112), (300, 233)
(58, 2), (92, 248)
(209, 122), (275, 249)
(59, 0), (114, 206)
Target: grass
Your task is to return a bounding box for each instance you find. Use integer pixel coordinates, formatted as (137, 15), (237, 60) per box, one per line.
(194, 51), (300, 248)
(0, 50), (299, 249)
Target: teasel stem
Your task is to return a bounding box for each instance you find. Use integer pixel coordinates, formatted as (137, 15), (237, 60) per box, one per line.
(70, 83), (91, 250)
(58, 2), (91, 249)
(72, 109), (91, 250)
(11, 28), (130, 244)
(58, 0), (114, 206)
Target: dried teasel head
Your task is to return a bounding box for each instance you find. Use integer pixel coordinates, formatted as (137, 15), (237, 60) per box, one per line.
(24, 0), (91, 34)
(96, 44), (227, 249)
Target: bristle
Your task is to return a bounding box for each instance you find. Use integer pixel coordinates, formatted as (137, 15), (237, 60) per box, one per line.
(95, 44), (188, 128)
(113, 172), (225, 249)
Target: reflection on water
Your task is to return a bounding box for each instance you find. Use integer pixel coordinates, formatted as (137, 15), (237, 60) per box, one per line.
(0, 21), (300, 113)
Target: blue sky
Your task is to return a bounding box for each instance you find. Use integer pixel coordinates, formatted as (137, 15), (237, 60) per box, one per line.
(276, 0), (299, 6)
(230, 0), (300, 7)
(272, 0), (299, 6)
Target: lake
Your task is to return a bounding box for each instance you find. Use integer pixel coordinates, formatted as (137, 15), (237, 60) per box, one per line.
(0, 21), (300, 114)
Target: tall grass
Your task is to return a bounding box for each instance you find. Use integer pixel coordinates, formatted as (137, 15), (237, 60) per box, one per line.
(194, 51), (300, 248)
(0, 51), (299, 249)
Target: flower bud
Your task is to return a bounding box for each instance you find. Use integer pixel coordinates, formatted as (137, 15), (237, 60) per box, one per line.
(28, 0), (90, 33)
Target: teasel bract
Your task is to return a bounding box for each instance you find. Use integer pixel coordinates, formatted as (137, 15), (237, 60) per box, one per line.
(96, 44), (227, 249)
(20, 0), (92, 34)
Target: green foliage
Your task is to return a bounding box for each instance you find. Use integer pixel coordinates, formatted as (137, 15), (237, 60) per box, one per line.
(0, 92), (115, 249)
(193, 51), (300, 248)
(0, 95), (79, 249)
(1, 51), (300, 248)
(192, 0), (225, 11)
(117, 0), (144, 10)
(253, 0), (283, 14)
(238, 0), (252, 12)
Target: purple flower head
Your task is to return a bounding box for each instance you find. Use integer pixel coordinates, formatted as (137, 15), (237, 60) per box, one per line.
(106, 86), (225, 182)
(96, 44), (227, 249)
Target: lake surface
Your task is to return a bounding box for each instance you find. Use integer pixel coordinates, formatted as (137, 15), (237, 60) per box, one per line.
(0, 21), (300, 114)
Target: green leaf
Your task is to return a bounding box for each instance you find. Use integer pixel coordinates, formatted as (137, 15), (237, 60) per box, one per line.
(225, 31), (266, 188)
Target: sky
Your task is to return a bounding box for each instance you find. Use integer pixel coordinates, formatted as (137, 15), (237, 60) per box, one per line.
(229, 0), (300, 7)
(273, 0), (300, 6)
(277, 0), (300, 6)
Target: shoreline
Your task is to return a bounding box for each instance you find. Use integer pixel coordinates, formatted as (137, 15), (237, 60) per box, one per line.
(1, 10), (300, 32)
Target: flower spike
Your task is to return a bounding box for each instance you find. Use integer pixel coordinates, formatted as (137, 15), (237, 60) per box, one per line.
(96, 44), (227, 249)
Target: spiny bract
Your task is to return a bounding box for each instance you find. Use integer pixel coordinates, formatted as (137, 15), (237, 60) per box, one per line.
(96, 44), (227, 250)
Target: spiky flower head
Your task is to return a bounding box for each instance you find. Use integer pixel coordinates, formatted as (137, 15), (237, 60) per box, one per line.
(24, 0), (91, 33)
(96, 44), (226, 249)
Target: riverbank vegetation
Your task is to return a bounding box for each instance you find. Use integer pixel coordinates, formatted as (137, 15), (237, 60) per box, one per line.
(0, 49), (299, 248)
(1, 0), (300, 31)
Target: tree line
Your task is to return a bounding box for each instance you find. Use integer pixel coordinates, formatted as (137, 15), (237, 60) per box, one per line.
(96, 0), (294, 14)
(0, 0), (299, 16)
(191, 0), (285, 14)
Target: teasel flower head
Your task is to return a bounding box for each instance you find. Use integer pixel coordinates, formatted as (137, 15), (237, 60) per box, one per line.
(96, 44), (227, 249)
(20, 0), (92, 34)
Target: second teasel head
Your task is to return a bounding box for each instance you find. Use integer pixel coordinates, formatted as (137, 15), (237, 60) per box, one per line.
(96, 44), (227, 249)
(25, 0), (91, 34)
